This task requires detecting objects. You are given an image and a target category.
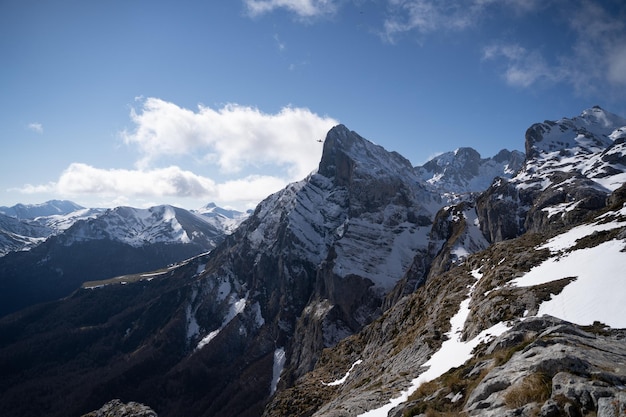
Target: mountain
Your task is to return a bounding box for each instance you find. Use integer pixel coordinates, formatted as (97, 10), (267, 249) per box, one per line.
(267, 106), (626, 416)
(0, 199), (85, 219)
(477, 105), (626, 242)
(0, 108), (625, 417)
(416, 147), (525, 196)
(0, 201), (250, 257)
(193, 202), (251, 234)
(0, 201), (102, 256)
(0, 204), (236, 317)
(0, 212), (51, 255)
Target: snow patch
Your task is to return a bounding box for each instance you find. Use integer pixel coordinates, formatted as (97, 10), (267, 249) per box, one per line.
(195, 294), (248, 351)
(322, 360), (363, 386)
(512, 239), (626, 328)
(271, 347), (286, 395)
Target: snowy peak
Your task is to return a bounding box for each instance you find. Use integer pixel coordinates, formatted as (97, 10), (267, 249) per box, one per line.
(416, 147), (524, 194)
(524, 106), (626, 160)
(0, 200), (84, 220)
(62, 205), (223, 248)
(193, 202), (249, 234)
(517, 106), (626, 193)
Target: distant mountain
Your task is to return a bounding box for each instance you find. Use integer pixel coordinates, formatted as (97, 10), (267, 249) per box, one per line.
(0, 213), (50, 255)
(0, 199), (84, 219)
(0, 208), (105, 257)
(416, 147), (525, 196)
(0, 204), (243, 317)
(0, 108), (625, 417)
(193, 202), (251, 235)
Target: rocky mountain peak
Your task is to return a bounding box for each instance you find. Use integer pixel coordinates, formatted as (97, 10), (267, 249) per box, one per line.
(524, 106), (626, 160)
(318, 124), (415, 188)
(416, 147), (524, 195)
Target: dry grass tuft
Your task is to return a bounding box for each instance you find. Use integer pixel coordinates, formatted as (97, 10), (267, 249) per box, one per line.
(504, 372), (552, 409)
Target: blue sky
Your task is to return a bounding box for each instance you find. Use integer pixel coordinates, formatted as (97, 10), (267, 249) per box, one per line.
(1, 0), (625, 211)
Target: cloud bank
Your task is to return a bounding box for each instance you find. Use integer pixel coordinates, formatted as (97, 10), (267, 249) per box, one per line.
(122, 98), (336, 180)
(17, 99), (338, 209)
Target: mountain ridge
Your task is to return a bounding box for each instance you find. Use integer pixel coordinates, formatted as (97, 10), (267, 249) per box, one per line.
(0, 107), (624, 417)
(0, 202), (248, 317)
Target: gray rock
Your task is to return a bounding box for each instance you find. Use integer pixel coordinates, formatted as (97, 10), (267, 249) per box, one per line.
(81, 399), (157, 417)
(598, 392), (626, 417)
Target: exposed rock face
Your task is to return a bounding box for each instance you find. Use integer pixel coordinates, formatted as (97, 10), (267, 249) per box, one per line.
(82, 399), (157, 417)
(184, 124), (443, 396)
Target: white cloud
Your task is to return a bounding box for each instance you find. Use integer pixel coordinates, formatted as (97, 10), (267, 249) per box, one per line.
(244, 0), (338, 19)
(217, 175), (290, 204)
(55, 163), (218, 198)
(13, 99), (338, 210)
(122, 98), (338, 180)
(482, 1), (626, 94)
(14, 164), (300, 210)
(27, 122), (43, 134)
(382, 0), (545, 41)
(482, 43), (560, 88)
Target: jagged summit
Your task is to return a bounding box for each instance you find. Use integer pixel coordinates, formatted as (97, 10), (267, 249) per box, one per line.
(416, 147), (524, 194)
(318, 124), (415, 186)
(525, 106), (626, 159)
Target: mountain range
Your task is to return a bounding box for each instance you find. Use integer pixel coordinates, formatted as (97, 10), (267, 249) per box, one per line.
(0, 106), (624, 417)
(0, 202), (249, 316)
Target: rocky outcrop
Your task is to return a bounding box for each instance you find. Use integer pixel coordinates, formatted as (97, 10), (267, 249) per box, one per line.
(463, 317), (626, 417)
(81, 399), (157, 417)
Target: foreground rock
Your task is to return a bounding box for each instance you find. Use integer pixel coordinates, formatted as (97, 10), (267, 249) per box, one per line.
(81, 399), (157, 417)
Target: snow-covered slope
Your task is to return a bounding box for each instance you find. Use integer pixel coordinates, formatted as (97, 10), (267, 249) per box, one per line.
(0, 213), (50, 255)
(60, 205), (224, 248)
(0, 204), (102, 256)
(476, 106), (626, 242)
